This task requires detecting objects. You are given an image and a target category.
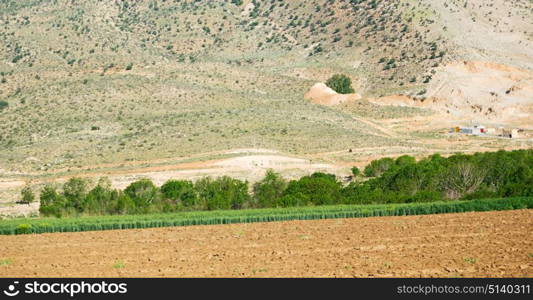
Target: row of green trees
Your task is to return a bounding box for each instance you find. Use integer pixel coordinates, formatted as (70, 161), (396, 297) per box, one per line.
(345, 150), (533, 204)
(39, 176), (251, 217)
(36, 149), (533, 217)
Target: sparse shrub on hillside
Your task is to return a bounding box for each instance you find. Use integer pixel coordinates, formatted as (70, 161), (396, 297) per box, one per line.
(310, 44), (323, 56)
(417, 88), (427, 95)
(12, 54), (24, 63)
(351, 167), (361, 177)
(0, 100), (8, 111)
(20, 185), (35, 204)
(325, 74), (355, 94)
(125, 63), (133, 70)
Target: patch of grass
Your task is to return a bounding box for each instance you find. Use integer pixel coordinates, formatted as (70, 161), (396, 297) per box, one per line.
(383, 262), (393, 269)
(252, 268), (268, 275)
(0, 258), (12, 266)
(233, 230), (245, 238)
(113, 261), (125, 269)
(464, 257), (477, 264)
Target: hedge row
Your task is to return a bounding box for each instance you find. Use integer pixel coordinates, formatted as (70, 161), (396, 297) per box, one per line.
(1, 197), (531, 235)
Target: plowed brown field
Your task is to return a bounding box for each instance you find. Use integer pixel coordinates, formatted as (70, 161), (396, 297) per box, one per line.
(0, 210), (531, 278)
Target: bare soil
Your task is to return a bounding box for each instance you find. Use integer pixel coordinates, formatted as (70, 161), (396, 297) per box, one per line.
(0, 210), (531, 278)
(305, 82), (362, 106)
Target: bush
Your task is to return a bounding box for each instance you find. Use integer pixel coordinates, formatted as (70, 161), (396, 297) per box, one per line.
(325, 74), (355, 94)
(20, 185), (35, 204)
(15, 224), (32, 234)
(0, 100), (8, 111)
(351, 167), (361, 177)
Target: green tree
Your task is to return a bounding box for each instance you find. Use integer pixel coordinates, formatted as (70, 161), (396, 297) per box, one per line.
(253, 170), (288, 208)
(325, 74), (355, 94)
(195, 176), (250, 210)
(279, 172), (342, 207)
(38, 184), (65, 217)
(113, 192), (136, 215)
(63, 177), (89, 211)
(395, 155), (416, 167)
(124, 179), (158, 209)
(160, 180), (198, 208)
(85, 178), (116, 214)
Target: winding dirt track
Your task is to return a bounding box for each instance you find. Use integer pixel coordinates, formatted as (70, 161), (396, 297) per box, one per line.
(0, 210), (531, 278)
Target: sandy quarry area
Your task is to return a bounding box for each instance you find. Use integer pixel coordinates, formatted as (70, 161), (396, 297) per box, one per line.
(304, 82), (362, 106)
(0, 210), (531, 278)
(369, 61), (533, 127)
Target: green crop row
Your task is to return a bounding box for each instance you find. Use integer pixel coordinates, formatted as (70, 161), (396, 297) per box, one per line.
(0, 197), (531, 235)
